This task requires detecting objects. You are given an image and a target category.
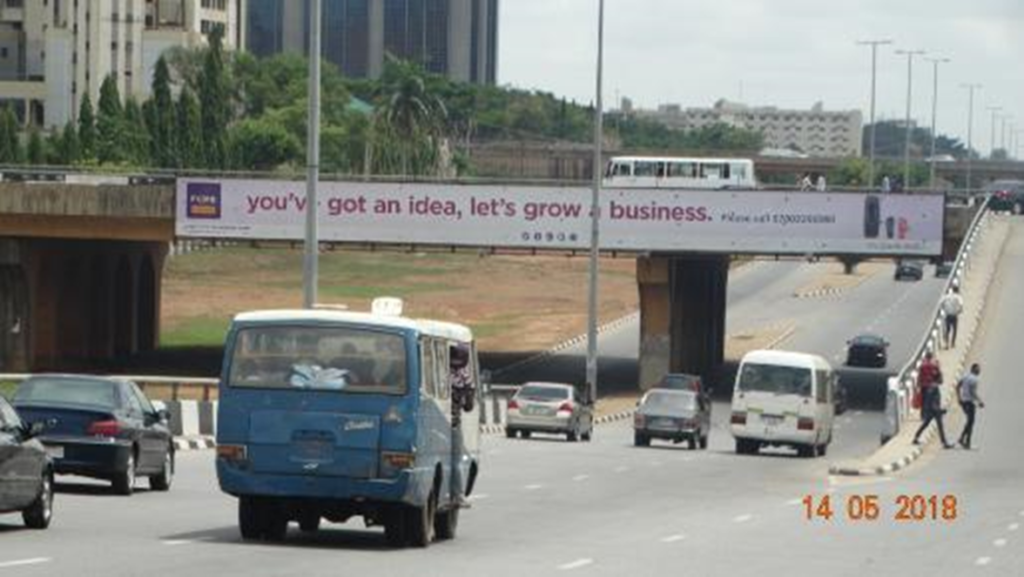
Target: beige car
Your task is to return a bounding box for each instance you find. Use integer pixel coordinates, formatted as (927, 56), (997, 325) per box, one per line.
(505, 383), (593, 442)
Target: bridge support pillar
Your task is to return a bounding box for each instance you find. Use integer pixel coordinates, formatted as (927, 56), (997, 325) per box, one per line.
(637, 255), (729, 390)
(2, 239), (167, 372)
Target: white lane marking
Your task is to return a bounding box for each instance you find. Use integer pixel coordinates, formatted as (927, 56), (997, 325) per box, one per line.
(162, 540), (194, 547)
(524, 484), (544, 491)
(572, 474), (590, 482)
(0, 558), (52, 569)
(854, 411), (863, 416)
(650, 460), (663, 467)
(660, 534), (686, 543)
(733, 514), (754, 524)
(975, 557), (992, 566)
(786, 498), (803, 506)
(614, 466), (629, 473)
(468, 494), (489, 502)
(1009, 523), (1020, 532)
(558, 558), (594, 571)
(994, 539), (1007, 548)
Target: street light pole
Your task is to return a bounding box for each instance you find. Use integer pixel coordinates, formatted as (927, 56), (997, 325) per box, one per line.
(302, 0), (322, 309)
(1000, 116), (1011, 154)
(857, 39), (893, 188)
(987, 106), (1002, 158)
(925, 57), (949, 189)
(585, 0), (605, 406)
(896, 49), (925, 189)
(960, 83), (981, 191)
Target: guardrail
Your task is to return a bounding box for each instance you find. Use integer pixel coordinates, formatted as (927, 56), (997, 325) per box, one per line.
(881, 194), (992, 444)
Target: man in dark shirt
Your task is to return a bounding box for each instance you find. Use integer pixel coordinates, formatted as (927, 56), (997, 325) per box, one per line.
(912, 352), (954, 448)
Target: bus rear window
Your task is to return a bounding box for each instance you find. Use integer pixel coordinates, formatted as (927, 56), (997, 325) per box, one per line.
(228, 326), (408, 395)
(737, 363), (812, 397)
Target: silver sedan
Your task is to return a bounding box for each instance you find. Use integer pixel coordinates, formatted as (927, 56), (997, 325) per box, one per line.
(505, 383), (593, 442)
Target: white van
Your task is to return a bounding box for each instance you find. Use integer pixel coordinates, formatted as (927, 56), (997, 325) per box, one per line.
(729, 350), (836, 458)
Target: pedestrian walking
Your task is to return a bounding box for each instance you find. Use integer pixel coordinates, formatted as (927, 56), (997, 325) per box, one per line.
(912, 351), (954, 448)
(940, 286), (964, 349)
(816, 174), (827, 192)
(448, 342), (476, 508)
(956, 363), (985, 449)
(799, 174), (813, 191)
(881, 175), (892, 193)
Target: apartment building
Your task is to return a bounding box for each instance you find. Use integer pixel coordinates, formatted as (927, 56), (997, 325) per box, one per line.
(632, 99), (864, 158)
(0, 0), (245, 129)
(247, 0), (498, 84)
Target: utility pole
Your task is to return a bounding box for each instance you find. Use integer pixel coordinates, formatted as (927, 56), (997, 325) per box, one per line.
(925, 57), (949, 189)
(960, 83), (981, 191)
(585, 0), (606, 406)
(896, 49), (925, 189)
(857, 39), (893, 188)
(987, 106), (1002, 158)
(302, 0), (322, 309)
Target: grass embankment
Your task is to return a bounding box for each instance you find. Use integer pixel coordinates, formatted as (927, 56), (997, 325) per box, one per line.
(0, 381), (16, 400)
(162, 247), (639, 353)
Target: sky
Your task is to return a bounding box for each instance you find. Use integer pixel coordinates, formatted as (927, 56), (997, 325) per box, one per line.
(497, 0), (1024, 155)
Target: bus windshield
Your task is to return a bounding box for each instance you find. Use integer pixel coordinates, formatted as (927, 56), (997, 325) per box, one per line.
(227, 325), (408, 395)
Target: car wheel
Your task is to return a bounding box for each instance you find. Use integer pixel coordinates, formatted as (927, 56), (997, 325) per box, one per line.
(384, 507), (408, 548)
(149, 448), (174, 492)
(505, 427), (516, 439)
(634, 432), (650, 447)
(521, 430), (532, 440)
(262, 500), (288, 542)
(797, 444), (816, 458)
(817, 443), (829, 457)
(567, 424), (579, 442)
(406, 484), (437, 548)
(581, 428), (592, 442)
(688, 437), (698, 451)
(736, 439), (757, 455)
(699, 435), (709, 450)
(113, 451), (137, 496)
(434, 506), (459, 541)
(23, 472), (54, 530)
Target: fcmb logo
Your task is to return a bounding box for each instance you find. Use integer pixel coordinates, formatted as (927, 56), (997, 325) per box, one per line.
(186, 182), (222, 219)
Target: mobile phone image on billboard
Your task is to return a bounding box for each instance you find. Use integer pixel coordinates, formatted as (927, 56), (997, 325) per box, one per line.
(886, 216), (896, 239)
(864, 195), (881, 238)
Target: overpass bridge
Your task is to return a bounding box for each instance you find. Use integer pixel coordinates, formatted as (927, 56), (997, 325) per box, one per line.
(0, 177), (976, 391)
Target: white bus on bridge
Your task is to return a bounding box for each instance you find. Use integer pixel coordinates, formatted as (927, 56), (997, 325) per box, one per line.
(604, 156), (757, 190)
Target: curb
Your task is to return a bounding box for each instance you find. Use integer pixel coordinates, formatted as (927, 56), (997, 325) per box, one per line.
(174, 437), (216, 451)
(793, 286), (846, 299)
(829, 428), (932, 476)
(492, 312), (640, 378)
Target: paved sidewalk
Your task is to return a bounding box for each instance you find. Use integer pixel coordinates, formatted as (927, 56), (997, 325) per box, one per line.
(831, 215), (1011, 476)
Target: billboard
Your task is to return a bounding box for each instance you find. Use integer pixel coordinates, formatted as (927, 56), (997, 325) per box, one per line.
(176, 179), (945, 256)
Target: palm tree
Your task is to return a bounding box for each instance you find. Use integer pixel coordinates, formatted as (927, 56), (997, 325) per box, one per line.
(374, 57), (447, 176)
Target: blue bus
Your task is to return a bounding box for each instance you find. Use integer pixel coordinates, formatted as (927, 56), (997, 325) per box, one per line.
(215, 306), (481, 547)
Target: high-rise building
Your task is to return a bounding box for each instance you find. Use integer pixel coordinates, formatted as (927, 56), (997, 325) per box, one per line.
(247, 0), (497, 84)
(0, 0), (245, 129)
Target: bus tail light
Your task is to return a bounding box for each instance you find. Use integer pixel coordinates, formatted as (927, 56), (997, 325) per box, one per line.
(797, 417), (815, 431)
(217, 444), (248, 463)
(382, 452), (416, 470)
(731, 412), (747, 426)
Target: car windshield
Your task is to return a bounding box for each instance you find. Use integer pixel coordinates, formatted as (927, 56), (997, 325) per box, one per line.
(659, 374), (699, 390)
(641, 391), (697, 413)
(854, 335), (884, 346)
(517, 385), (570, 402)
(737, 363), (813, 397)
(228, 325), (408, 395)
(15, 378), (119, 409)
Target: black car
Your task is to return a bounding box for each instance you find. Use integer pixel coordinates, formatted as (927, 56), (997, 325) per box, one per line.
(894, 259), (925, 281)
(834, 379), (849, 416)
(846, 334), (889, 368)
(633, 389), (711, 450)
(13, 375), (174, 495)
(0, 396), (54, 529)
(986, 180), (1024, 214)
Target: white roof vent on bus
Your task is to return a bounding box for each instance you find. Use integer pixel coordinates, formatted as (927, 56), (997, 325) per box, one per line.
(314, 303), (349, 311)
(371, 297), (405, 317)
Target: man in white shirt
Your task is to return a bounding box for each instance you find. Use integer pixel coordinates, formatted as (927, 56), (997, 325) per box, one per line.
(939, 286), (964, 349)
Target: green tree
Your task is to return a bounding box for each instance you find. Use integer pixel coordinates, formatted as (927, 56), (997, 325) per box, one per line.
(60, 121), (80, 165)
(123, 97), (151, 166)
(26, 128), (44, 165)
(227, 118), (301, 171)
(149, 56), (177, 167)
(0, 106), (14, 163)
(95, 75), (125, 163)
(374, 57), (447, 175)
(176, 86), (203, 168)
(199, 25), (230, 168)
(78, 94), (96, 160)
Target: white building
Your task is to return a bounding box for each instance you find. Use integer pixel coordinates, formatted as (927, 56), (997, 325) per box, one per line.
(630, 99), (864, 158)
(0, 0), (245, 129)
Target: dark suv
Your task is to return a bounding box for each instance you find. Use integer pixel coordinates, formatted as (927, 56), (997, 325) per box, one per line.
(986, 180), (1024, 215)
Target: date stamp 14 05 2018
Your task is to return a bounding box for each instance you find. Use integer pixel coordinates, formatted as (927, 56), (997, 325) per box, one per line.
(802, 495), (959, 523)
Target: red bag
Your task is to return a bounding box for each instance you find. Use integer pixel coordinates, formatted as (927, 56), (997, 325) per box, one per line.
(911, 387), (922, 410)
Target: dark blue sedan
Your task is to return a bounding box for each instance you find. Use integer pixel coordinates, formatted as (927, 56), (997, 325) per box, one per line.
(13, 375), (174, 496)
